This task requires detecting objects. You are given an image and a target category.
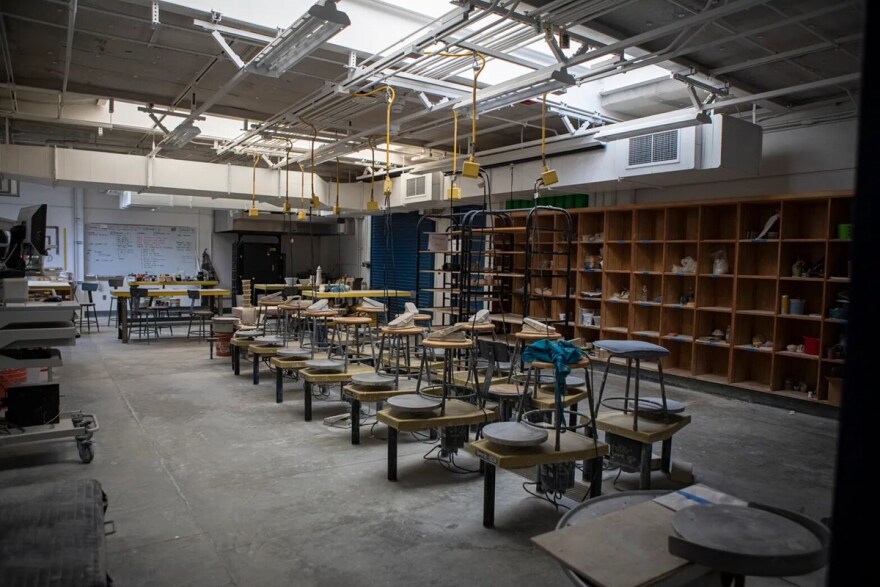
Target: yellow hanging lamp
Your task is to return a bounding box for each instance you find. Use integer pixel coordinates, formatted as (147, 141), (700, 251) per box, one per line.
(248, 154), (260, 216)
(540, 93), (559, 186)
(366, 138), (379, 211)
(297, 162), (307, 220)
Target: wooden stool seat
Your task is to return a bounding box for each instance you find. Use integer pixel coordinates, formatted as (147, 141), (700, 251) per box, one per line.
(278, 302), (308, 311)
(380, 326), (424, 336)
(304, 310), (337, 318)
(515, 331), (563, 341)
(413, 314), (432, 322)
(457, 322), (496, 333)
(421, 338), (473, 350)
(332, 316), (372, 325)
(529, 358), (590, 370)
(357, 306), (386, 313)
(487, 383), (522, 397)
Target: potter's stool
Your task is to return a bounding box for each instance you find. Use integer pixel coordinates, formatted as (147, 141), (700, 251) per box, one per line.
(593, 339), (670, 432)
(376, 326), (424, 384)
(519, 358), (593, 430)
(303, 309), (337, 358)
(459, 322), (498, 372)
(415, 338), (479, 416)
(356, 304), (387, 330)
(413, 314), (433, 332)
(328, 316), (375, 369)
(279, 302), (308, 345)
(509, 330), (562, 381)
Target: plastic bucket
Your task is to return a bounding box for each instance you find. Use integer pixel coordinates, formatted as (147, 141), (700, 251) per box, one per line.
(837, 223), (853, 240)
(803, 336), (820, 356)
(216, 333), (233, 357)
(789, 298), (805, 315)
(0, 368), (28, 400)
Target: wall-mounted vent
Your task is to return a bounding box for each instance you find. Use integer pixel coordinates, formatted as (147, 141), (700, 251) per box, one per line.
(405, 175), (427, 199)
(627, 129), (679, 167)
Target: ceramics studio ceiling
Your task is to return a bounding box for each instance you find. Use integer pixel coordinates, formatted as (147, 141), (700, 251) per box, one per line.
(0, 0), (863, 180)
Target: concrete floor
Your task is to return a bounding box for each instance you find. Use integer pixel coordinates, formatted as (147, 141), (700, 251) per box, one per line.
(0, 329), (838, 586)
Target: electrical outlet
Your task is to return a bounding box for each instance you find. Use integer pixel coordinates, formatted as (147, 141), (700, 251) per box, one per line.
(102, 295), (107, 300)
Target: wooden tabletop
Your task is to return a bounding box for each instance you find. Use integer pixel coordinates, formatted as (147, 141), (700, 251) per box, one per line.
(531, 389), (592, 410)
(595, 412), (691, 443)
(111, 288), (230, 298)
(230, 337), (255, 348)
(254, 284), (314, 291)
(128, 280), (218, 286)
(342, 384), (418, 402)
(377, 399), (496, 432)
(516, 330), (563, 340)
(468, 434), (608, 469)
(269, 356), (309, 369)
(27, 281), (71, 290)
(308, 289), (411, 300)
(300, 364), (373, 383)
(422, 338), (473, 349)
(379, 326), (423, 336)
(250, 345), (281, 356)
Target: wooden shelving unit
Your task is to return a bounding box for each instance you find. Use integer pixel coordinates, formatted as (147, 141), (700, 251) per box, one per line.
(558, 191), (852, 407)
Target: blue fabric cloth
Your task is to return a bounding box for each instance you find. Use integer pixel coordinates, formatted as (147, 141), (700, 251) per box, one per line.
(522, 339), (584, 422)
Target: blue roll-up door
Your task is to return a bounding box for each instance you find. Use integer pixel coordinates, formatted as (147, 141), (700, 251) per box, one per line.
(371, 212), (434, 314)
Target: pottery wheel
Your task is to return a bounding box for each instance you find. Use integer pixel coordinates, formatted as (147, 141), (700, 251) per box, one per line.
(482, 422), (548, 447)
(671, 505), (823, 574)
(305, 359), (345, 372)
(254, 336), (283, 346)
(277, 347), (311, 358)
(640, 396), (686, 413)
(235, 330), (261, 338)
(387, 394), (442, 413)
(351, 372), (397, 388)
(513, 373), (556, 385)
(601, 397), (683, 413)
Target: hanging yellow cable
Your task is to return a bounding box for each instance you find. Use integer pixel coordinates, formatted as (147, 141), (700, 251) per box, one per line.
(297, 162), (306, 220)
(427, 50), (486, 178)
(366, 138), (378, 211)
(333, 157), (341, 215)
(248, 154), (260, 216)
(448, 111), (461, 200)
(352, 85), (396, 200)
(540, 92), (559, 186)
(282, 142), (292, 214)
(300, 118), (321, 209)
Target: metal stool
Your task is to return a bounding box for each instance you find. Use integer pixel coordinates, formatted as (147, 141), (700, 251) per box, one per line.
(509, 330), (562, 381)
(594, 339), (670, 432)
(415, 337), (478, 417)
(76, 282), (100, 333)
(303, 309), (337, 358)
(279, 301), (308, 345)
(106, 276), (125, 326)
(328, 316), (375, 370)
(376, 325), (424, 385)
(187, 290), (214, 340)
(129, 287), (159, 343)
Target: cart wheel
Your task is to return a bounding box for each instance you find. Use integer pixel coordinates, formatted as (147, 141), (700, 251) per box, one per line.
(77, 440), (94, 463)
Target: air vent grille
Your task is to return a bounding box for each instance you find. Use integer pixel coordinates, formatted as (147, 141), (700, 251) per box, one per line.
(405, 175), (426, 198)
(628, 129), (679, 166)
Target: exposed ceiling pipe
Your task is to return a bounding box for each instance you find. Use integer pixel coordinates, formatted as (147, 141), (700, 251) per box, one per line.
(59, 0), (78, 117)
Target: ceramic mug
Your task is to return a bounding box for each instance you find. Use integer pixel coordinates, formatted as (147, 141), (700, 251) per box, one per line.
(786, 344), (797, 352)
(796, 344), (805, 353)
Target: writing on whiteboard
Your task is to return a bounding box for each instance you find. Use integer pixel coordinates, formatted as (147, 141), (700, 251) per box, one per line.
(85, 223), (197, 275)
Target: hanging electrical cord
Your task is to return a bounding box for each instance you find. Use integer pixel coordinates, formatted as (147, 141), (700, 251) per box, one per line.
(540, 93), (559, 187)
(333, 158), (341, 215)
(449, 110), (461, 200)
(366, 138), (378, 211)
(428, 51), (486, 179)
(248, 155), (260, 216)
(300, 117), (320, 209)
(297, 162), (307, 220)
(352, 85), (396, 199)
(283, 141), (292, 215)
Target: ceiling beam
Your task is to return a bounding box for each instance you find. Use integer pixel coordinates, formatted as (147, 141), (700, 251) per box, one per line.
(59, 0), (78, 116)
(710, 34), (862, 77)
(704, 73), (860, 111)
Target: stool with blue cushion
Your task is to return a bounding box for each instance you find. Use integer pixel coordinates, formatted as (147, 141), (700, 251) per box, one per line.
(593, 339), (670, 431)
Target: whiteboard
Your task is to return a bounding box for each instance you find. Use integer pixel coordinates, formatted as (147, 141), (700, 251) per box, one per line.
(85, 223), (198, 276)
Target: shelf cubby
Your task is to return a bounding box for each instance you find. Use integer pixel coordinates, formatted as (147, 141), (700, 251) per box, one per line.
(604, 242), (632, 271)
(730, 348), (772, 391)
(823, 281), (849, 321)
(700, 204), (738, 241)
(661, 306), (695, 339)
(667, 206), (700, 241)
(775, 316), (821, 356)
(635, 209), (665, 241)
(829, 197), (854, 240)
(694, 344), (730, 383)
(740, 202), (780, 240)
(781, 199), (829, 240)
(779, 241), (826, 279)
(606, 210), (633, 242)
(777, 280), (824, 316)
(826, 240), (852, 280)
(698, 242), (735, 275)
(736, 278), (777, 313)
(632, 304), (661, 337)
(578, 211), (605, 239)
(733, 313), (775, 350)
(665, 242), (698, 274)
(696, 311), (732, 343)
(660, 338), (694, 375)
(604, 272), (632, 302)
(632, 273), (663, 305)
(663, 274), (696, 307)
(737, 240), (779, 277)
(633, 242), (665, 273)
(602, 300), (631, 332)
(697, 275), (734, 310)
(772, 355), (819, 395)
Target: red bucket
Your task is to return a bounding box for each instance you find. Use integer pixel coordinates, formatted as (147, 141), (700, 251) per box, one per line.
(803, 336), (820, 356)
(216, 333), (233, 357)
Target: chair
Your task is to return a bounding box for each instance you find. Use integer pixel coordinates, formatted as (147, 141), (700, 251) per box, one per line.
(77, 282), (100, 333)
(187, 290), (214, 341)
(129, 287), (159, 343)
(106, 277), (125, 326)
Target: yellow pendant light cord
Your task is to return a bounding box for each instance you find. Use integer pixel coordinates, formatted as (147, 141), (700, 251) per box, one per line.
(352, 85), (396, 199)
(283, 142), (292, 214)
(299, 117), (320, 208)
(297, 161), (306, 220)
(539, 92), (559, 186)
(366, 138), (378, 211)
(449, 111), (460, 200)
(334, 157), (341, 215)
(248, 154), (260, 216)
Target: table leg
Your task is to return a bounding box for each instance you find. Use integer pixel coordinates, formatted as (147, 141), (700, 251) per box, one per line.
(275, 365), (283, 404)
(387, 426), (398, 481)
(569, 402), (578, 429)
(119, 301), (128, 343)
(351, 399), (361, 445)
(253, 353), (260, 385)
(233, 345), (240, 375)
(640, 442), (652, 490)
(304, 381), (313, 422)
(661, 438), (672, 474)
(589, 456), (603, 498)
(483, 462), (496, 528)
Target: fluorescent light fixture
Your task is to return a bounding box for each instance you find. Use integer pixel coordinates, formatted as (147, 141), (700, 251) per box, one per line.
(453, 67), (575, 116)
(249, 1), (350, 78)
(164, 122), (201, 149)
(593, 109), (711, 143)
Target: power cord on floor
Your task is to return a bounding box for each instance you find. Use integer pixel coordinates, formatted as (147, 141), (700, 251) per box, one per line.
(422, 445), (480, 474)
(522, 481), (572, 512)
